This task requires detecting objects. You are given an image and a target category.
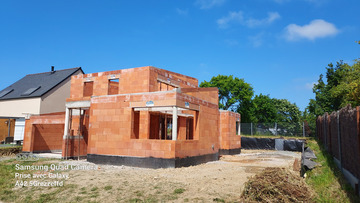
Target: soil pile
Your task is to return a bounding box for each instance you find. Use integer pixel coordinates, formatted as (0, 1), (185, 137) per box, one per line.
(241, 167), (314, 202)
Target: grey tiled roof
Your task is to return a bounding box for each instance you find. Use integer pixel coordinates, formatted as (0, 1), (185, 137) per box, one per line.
(0, 67), (83, 100)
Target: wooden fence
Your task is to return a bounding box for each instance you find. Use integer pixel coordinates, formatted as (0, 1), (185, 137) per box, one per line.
(317, 105), (360, 196)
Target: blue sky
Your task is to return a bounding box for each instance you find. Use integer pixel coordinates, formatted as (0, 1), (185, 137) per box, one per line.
(0, 0), (359, 111)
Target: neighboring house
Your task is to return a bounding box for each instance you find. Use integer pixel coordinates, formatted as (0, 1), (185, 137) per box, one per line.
(0, 118), (15, 144)
(0, 67), (84, 143)
(23, 66), (241, 168)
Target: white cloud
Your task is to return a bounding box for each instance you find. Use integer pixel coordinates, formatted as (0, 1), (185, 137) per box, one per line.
(217, 11), (244, 29)
(217, 11), (280, 29)
(176, 8), (188, 16)
(246, 12), (281, 28)
(195, 0), (226, 9)
(285, 19), (339, 41)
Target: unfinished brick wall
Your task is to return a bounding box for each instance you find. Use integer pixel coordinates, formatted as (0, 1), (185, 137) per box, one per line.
(23, 112), (65, 152)
(174, 90), (219, 158)
(62, 137), (87, 159)
(149, 67), (198, 92)
(23, 66), (242, 167)
(181, 88), (219, 105)
(87, 94), (177, 158)
(32, 124), (63, 152)
(219, 110), (241, 153)
(62, 110), (89, 159)
(85, 87), (219, 160)
(175, 105), (218, 158)
(69, 66), (199, 100)
(23, 111), (88, 155)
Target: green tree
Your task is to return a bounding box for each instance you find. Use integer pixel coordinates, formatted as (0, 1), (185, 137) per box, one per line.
(308, 62), (347, 116)
(272, 98), (302, 135)
(331, 60), (360, 107)
(250, 95), (302, 136)
(309, 60), (360, 117)
(273, 99), (301, 124)
(308, 42), (360, 117)
(199, 75), (254, 122)
(302, 107), (316, 136)
(251, 94), (277, 123)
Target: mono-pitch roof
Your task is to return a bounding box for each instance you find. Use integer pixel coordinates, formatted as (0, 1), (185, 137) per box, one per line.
(0, 67), (83, 100)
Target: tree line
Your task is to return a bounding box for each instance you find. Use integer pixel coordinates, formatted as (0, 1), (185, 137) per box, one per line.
(200, 41), (359, 136)
(200, 75), (303, 135)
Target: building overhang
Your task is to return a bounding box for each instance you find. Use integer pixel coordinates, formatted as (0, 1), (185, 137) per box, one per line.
(65, 100), (91, 109)
(133, 106), (195, 117)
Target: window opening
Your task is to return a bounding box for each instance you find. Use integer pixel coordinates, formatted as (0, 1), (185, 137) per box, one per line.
(158, 81), (176, 91)
(83, 81), (94, 97)
(236, 121), (240, 135)
(108, 79), (119, 95)
(186, 117), (194, 140)
(166, 116), (172, 140)
(132, 111), (140, 139)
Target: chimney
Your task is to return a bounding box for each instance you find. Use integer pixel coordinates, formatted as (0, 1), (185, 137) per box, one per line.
(51, 66), (55, 72)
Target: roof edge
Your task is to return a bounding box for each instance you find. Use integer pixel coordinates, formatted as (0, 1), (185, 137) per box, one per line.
(40, 68), (84, 98)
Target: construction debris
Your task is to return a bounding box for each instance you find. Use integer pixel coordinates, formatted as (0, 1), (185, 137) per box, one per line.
(241, 167), (314, 202)
(302, 147), (318, 170)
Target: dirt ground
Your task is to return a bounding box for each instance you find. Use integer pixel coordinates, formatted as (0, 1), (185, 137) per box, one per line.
(60, 150), (301, 202)
(6, 150), (301, 202)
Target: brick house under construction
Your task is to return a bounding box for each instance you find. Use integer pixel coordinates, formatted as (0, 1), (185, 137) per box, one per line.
(23, 66), (241, 168)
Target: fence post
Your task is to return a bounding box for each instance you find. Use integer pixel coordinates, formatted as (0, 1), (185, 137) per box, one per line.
(251, 123), (253, 136)
(324, 114), (327, 150)
(275, 122), (277, 136)
(302, 122), (305, 137)
(337, 110), (342, 173)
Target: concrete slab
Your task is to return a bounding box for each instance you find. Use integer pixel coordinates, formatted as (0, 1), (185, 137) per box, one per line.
(34, 151), (62, 159)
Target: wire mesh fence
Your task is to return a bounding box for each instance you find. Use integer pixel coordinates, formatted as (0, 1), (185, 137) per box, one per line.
(240, 122), (307, 137)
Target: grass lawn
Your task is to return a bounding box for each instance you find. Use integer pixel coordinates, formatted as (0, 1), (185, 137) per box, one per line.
(305, 138), (360, 202)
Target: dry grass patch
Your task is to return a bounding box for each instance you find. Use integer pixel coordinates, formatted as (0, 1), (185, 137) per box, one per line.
(0, 146), (22, 156)
(241, 167), (314, 202)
